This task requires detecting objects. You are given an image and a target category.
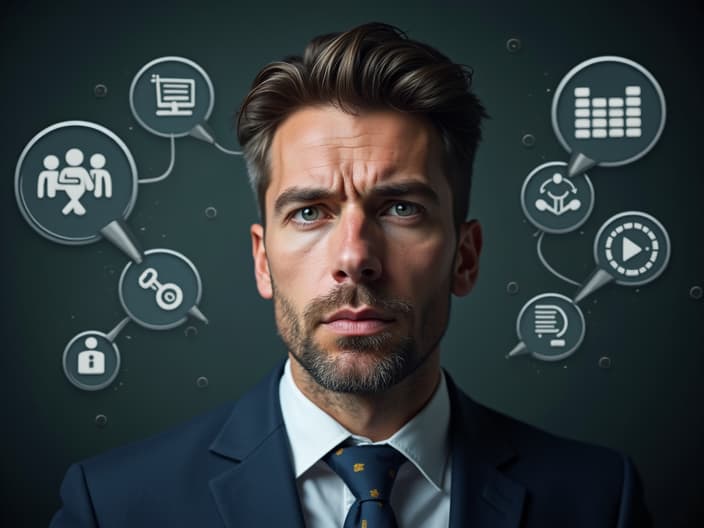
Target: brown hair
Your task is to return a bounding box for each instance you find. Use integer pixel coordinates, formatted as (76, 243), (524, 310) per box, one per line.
(236, 21), (487, 228)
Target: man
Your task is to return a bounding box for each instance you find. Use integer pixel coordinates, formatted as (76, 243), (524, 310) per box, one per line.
(51, 22), (651, 527)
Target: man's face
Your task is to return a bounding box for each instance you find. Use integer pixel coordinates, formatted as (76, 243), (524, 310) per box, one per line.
(251, 105), (481, 394)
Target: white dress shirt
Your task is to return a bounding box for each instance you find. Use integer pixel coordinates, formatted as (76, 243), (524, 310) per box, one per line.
(279, 358), (452, 528)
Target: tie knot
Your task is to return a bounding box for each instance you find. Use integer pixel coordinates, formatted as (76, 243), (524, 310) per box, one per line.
(323, 444), (406, 503)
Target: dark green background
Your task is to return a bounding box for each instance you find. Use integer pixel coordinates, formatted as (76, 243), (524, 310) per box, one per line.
(2, 1), (702, 526)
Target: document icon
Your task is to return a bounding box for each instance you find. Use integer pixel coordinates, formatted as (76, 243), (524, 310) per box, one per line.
(533, 304), (568, 347)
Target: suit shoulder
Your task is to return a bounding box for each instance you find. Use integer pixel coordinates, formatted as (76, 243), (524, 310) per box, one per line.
(81, 400), (235, 476)
(453, 387), (628, 486)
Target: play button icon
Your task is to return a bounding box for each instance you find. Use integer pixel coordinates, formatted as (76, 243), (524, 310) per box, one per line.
(592, 210), (671, 287)
(574, 211), (671, 302)
(622, 236), (643, 262)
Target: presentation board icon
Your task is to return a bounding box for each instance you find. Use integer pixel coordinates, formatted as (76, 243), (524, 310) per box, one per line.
(119, 249), (207, 330)
(574, 211), (671, 302)
(521, 161), (594, 233)
(508, 293), (586, 362)
(130, 56), (214, 138)
(63, 331), (121, 391)
(551, 56), (666, 177)
(15, 121), (138, 245)
(151, 74), (196, 117)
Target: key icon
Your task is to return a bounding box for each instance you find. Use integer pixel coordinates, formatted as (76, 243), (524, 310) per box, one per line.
(138, 267), (184, 311)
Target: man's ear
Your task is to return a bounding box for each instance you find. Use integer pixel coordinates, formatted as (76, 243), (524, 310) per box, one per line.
(251, 223), (273, 299)
(451, 219), (483, 297)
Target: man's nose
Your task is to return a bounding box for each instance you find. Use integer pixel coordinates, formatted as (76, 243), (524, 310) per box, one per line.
(330, 207), (382, 284)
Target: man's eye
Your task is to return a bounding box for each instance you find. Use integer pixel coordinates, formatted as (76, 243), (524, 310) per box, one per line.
(386, 201), (420, 217)
(293, 206), (321, 223)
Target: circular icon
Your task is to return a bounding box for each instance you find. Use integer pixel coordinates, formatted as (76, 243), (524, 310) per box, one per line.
(593, 211), (670, 286)
(552, 56), (666, 167)
(516, 293), (586, 362)
(137, 267), (184, 311)
(130, 56), (215, 138)
(15, 121), (138, 245)
(63, 330), (121, 391)
(520, 161), (594, 233)
(119, 249), (203, 330)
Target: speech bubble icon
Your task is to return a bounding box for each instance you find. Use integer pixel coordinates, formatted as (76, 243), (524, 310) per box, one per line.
(551, 56), (666, 178)
(119, 248), (208, 330)
(507, 293), (586, 362)
(130, 56), (215, 142)
(63, 329), (122, 391)
(15, 121), (143, 262)
(573, 211), (671, 303)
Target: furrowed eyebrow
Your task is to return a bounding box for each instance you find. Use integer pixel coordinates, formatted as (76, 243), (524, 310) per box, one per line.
(272, 181), (439, 218)
(273, 187), (336, 218)
(370, 182), (440, 204)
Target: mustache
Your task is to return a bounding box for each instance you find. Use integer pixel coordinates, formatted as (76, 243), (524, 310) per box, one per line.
(302, 284), (412, 330)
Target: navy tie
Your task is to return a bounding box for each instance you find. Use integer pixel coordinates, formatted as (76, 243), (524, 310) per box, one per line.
(323, 444), (407, 528)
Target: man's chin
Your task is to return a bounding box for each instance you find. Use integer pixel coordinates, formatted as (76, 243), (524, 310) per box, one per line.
(294, 334), (416, 394)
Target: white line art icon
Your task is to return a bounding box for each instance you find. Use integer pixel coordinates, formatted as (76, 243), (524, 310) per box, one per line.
(604, 220), (660, 277)
(533, 304), (568, 347)
(77, 337), (106, 375)
(138, 267), (184, 311)
(534, 172), (582, 216)
(573, 86), (642, 139)
(36, 148), (113, 216)
(151, 74), (196, 116)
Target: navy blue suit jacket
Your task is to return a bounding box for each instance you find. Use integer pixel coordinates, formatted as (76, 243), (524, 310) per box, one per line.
(51, 359), (651, 527)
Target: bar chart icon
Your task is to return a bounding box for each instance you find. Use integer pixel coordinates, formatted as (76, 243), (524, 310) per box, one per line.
(573, 85), (642, 140)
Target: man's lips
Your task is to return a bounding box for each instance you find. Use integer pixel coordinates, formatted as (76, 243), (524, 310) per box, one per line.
(321, 308), (395, 336)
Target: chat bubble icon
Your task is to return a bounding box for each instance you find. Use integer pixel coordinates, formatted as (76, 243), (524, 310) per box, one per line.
(130, 56), (216, 143)
(15, 121), (143, 262)
(573, 211), (671, 303)
(551, 56), (666, 178)
(63, 329), (122, 391)
(507, 293), (586, 362)
(119, 248), (208, 330)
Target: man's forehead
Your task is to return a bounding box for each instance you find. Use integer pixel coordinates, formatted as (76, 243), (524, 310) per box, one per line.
(268, 105), (443, 193)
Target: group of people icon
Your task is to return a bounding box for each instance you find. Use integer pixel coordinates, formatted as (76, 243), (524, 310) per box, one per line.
(37, 148), (113, 216)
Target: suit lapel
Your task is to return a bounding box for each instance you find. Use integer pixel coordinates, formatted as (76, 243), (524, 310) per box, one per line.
(208, 360), (305, 528)
(205, 360), (525, 528)
(445, 371), (526, 528)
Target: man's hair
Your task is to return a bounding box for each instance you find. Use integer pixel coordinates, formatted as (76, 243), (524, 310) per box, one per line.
(236, 22), (487, 228)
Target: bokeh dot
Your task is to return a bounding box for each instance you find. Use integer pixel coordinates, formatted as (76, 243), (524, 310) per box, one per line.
(521, 134), (536, 148)
(94, 84), (108, 98)
(506, 37), (522, 52)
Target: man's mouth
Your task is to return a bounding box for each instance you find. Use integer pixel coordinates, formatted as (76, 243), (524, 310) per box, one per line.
(321, 307), (395, 336)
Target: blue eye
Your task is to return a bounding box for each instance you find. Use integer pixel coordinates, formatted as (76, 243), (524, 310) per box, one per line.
(387, 202), (419, 217)
(293, 206), (321, 222)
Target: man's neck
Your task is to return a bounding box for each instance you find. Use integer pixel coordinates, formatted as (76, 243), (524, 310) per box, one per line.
(288, 350), (442, 442)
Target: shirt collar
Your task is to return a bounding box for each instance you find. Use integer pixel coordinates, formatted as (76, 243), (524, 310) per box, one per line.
(279, 357), (451, 492)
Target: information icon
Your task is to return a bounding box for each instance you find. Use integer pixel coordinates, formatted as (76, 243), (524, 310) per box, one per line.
(63, 331), (121, 391)
(510, 293), (586, 362)
(521, 161), (594, 233)
(552, 56), (666, 176)
(15, 121), (138, 245)
(119, 249), (205, 330)
(130, 56), (215, 138)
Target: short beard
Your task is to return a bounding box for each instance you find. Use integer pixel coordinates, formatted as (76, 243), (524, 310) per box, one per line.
(273, 282), (424, 394)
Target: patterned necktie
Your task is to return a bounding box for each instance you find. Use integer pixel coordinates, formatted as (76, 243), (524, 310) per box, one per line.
(323, 444), (407, 528)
